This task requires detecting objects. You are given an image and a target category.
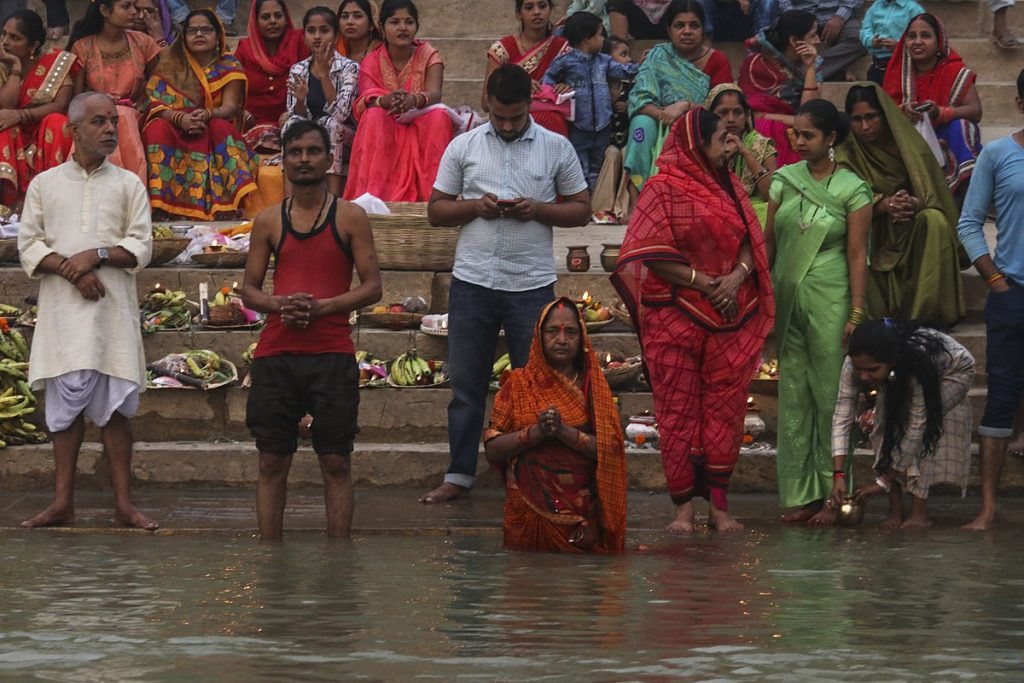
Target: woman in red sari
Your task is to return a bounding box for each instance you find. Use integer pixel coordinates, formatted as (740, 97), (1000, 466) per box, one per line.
(0, 10), (79, 214)
(336, 0), (382, 63)
(737, 9), (821, 167)
(882, 13), (982, 197)
(234, 0), (308, 153)
(144, 9), (257, 219)
(613, 108), (774, 534)
(485, 297), (628, 554)
(344, 0), (452, 202)
(484, 0), (570, 136)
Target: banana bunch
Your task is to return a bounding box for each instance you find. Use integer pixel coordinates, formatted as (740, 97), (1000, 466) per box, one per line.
(242, 342), (258, 364)
(0, 303), (21, 317)
(755, 359), (779, 380)
(212, 287), (236, 307)
(141, 288), (191, 334)
(0, 323), (44, 448)
(390, 351), (444, 386)
(153, 225), (175, 239)
(491, 353), (510, 380)
(184, 349), (224, 381)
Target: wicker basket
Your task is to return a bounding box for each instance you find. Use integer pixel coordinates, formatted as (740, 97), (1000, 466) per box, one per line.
(0, 238), (18, 264)
(149, 238), (191, 267)
(360, 310), (424, 330)
(367, 202), (458, 271)
(192, 250), (248, 268)
(602, 362), (642, 390)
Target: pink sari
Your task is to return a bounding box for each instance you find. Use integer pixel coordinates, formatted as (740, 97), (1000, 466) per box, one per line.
(343, 41), (453, 201)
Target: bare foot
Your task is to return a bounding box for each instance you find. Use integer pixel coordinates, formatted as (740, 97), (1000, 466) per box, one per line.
(114, 506), (160, 531)
(807, 506), (837, 527)
(708, 505), (744, 533)
(899, 515), (932, 530)
(962, 511), (996, 531)
(419, 482), (468, 504)
(20, 504), (75, 528)
(781, 503), (819, 523)
(879, 515), (903, 530)
(666, 501), (695, 534)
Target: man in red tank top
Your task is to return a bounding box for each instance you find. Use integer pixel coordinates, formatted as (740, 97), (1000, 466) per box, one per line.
(241, 120), (382, 540)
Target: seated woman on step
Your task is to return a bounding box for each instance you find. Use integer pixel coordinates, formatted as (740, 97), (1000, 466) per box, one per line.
(143, 9), (258, 220)
(484, 297), (628, 554)
(336, 0), (381, 64)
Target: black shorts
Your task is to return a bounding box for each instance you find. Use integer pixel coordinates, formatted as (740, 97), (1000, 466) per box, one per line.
(246, 353), (359, 456)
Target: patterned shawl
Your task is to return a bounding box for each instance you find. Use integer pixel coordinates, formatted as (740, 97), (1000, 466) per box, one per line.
(484, 297), (628, 553)
(882, 13), (975, 111)
(613, 108), (775, 337)
(487, 34), (570, 80)
(738, 29), (822, 114)
(627, 42), (710, 118)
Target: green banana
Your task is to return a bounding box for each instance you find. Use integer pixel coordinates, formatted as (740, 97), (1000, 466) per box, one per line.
(491, 354), (510, 378)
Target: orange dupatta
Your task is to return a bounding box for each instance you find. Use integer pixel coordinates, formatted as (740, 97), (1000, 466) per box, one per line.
(485, 298), (628, 553)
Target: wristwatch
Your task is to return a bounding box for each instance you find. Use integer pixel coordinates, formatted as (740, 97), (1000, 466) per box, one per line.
(96, 247), (109, 267)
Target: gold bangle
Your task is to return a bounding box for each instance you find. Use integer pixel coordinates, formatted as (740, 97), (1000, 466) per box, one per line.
(738, 261), (751, 275)
(689, 267), (697, 286)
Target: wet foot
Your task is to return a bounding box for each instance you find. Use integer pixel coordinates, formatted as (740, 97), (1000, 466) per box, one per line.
(419, 482), (468, 504)
(879, 515), (903, 530)
(666, 502), (695, 534)
(962, 511), (996, 531)
(781, 504), (819, 523)
(114, 506), (160, 531)
(1008, 437), (1024, 458)
(708, 506), (744, 533)
(20, 504), (75, 528)
(807, 507), (837, 527)
(899, 515), (932, 530)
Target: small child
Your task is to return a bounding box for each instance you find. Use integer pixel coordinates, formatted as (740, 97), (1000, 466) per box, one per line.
(605, 35), (633, 149)
(860, 0), (925, 84)
(590, 35), (634, 224)
(543, 12), (639, 191)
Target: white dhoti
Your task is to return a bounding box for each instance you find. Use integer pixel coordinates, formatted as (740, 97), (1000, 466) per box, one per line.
(44, 370), (140, 432)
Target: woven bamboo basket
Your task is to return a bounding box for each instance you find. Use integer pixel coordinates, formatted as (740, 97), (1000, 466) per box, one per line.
(149, 238), (191, 267)
(192, 250), (248, 268)
(0, 238), (18, 263)
(367, 202), (457, 271)
(602, 362), (642, 390)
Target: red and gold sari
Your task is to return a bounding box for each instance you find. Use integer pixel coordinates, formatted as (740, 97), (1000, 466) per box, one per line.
(484, 298), (628, 554)
(143, 19), (257, 219)
(612, 108), (774, 509)
(343, 41), (453, 202)
(0, 49), (79, 212)
(487, 34), (570, 136)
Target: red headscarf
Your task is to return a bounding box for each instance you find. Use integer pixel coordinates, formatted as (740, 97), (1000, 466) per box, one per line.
(238, 0), (307, 77)
(613, 108), (774, 338)
(882, 13), (976, 109)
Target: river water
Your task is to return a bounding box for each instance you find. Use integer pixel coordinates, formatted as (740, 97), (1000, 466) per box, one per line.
(2, 520), (1023, 681)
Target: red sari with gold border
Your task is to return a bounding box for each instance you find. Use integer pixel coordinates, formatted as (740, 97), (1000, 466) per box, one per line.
(0, 49), (79, 212)
(487, 34), (570, 136)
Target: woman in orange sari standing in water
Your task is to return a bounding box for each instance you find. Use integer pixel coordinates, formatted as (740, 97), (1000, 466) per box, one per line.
(485, 298), (628, 553)
(0, 10), (78, 215)
(143, 9), (257, 220)
(343, 0), (453, 202)
(613, 108), (774, 533)
(68, 0), (162, 186)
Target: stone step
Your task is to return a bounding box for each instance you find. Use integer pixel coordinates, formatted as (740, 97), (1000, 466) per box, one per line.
(5, 437), (1021, 493)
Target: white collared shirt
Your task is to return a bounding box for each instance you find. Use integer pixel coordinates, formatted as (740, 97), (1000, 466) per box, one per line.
(433, 117), (587, 291)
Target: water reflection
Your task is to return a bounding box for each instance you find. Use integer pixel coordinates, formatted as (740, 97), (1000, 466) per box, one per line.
(1, 526), (1023, 680)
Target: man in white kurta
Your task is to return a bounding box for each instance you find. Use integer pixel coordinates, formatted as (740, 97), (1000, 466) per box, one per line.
(17, 92), (157, 530)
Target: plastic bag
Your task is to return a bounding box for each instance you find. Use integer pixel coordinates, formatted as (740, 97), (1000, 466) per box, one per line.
(914, 118), (946, 168)
(352, 193), (390, 215)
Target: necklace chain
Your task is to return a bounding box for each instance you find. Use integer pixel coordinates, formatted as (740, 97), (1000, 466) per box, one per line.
(287, 191), (330, 233)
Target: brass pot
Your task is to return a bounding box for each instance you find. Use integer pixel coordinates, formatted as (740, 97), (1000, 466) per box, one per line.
(600, 243), (621, 272)
(566, 245), (590, 272)
(836, 497), (865, 527)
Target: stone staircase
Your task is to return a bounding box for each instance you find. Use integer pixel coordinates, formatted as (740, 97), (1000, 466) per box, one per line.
(9, 1), (1018, 494)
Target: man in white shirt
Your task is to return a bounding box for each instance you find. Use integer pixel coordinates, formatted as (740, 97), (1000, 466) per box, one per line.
(18, 92), (156, 530)
(420, 65), (590, 504)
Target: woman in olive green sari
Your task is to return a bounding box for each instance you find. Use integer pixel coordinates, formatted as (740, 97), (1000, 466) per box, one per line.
(765, 100), (873, 525)
(836, 83), (965, 328)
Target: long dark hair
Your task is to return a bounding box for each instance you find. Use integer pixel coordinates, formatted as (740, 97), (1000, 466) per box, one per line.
(844, 84), (883, 114)
(338, 0), (382, 43)
(796, 98), (851, 145)
(67, 0), (115, 51)
(5, 9), (46, 55)
(379, 0), (418, 37)
(848, 319), (950, 472)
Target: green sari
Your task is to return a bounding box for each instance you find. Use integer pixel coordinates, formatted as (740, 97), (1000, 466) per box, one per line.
(624, 43), (710, 190)
(770, 162), (872, 508)
(733, 128), (775, 227)
(835, 83), (966, 327)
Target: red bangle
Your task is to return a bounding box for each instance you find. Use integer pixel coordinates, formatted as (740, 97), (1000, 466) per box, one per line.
(833, 471), (846, 479)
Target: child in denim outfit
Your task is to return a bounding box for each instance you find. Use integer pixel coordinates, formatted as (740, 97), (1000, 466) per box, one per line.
(543, 12), (639, 190)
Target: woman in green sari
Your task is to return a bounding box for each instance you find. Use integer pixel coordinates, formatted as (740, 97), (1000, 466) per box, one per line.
(765, 99), (873, 525)
(624, 0), (731, 191)
(706, 83), (776, 227)
(836, 83), (965, 328)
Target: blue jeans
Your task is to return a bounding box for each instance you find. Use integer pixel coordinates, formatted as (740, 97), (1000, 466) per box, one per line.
(166, 0), (236, 25)
(980, 283), (1024, 438)
(570, 124), (612, 193)
(445, 277), (556, 488)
